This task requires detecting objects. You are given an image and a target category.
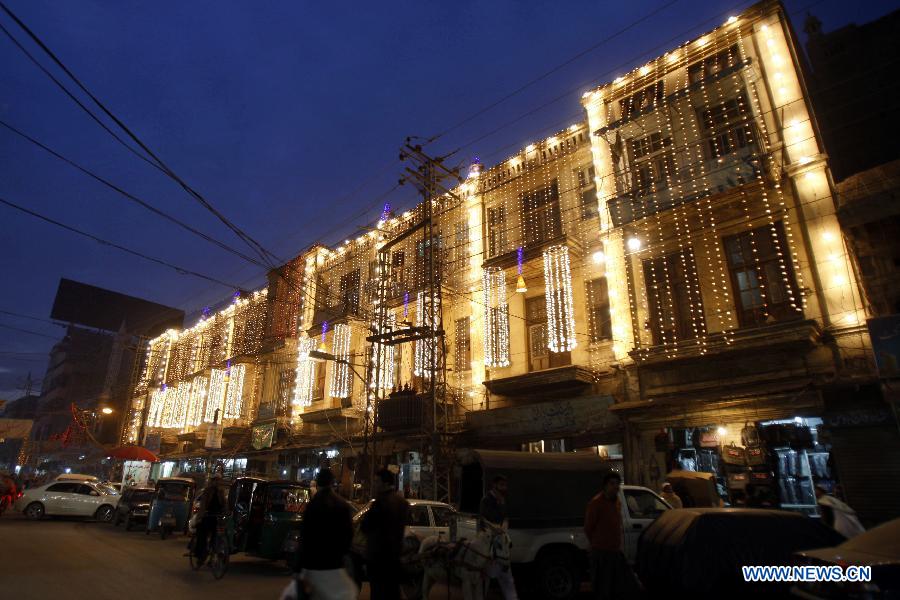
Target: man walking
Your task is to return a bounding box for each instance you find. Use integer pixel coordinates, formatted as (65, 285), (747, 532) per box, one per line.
(298, 468), (357, 599)
(585, 471), (632, 599)
(479, 475), (518, 599)
(360, 468), (409, 600)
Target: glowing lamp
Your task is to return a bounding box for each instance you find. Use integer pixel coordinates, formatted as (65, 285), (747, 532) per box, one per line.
(516, 275), (528, 293)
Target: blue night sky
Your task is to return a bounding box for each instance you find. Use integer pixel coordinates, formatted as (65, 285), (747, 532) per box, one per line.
(0, 0), (895, 400)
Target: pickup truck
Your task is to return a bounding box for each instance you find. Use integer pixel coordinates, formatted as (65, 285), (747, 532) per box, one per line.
(451, 450), (670, 600)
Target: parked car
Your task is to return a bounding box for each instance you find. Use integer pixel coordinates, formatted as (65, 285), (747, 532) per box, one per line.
(451, 449), (670, 600)
(636, 508), (844, 597)
(53, 473), (99, 483)
(348, 498), (457, 588)
(113, 486), (155, 530)
(792, 517), (900, 599)
(16, 480), (121, 522)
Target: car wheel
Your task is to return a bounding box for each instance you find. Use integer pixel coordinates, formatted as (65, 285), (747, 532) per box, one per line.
(95, 505), (115, 523)
(24, 502), (45, 521)
(535, 548), (580, 600)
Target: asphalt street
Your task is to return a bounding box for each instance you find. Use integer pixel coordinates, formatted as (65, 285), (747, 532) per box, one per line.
(0, 513), (472, 600)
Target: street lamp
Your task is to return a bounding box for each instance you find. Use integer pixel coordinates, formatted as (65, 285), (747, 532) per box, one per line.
(307, 349), (374, 499)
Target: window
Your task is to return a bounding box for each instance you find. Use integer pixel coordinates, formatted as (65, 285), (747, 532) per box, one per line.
(454, 317), (471, 372)
(47, 483), (78, 493)
(587, 278), (612, 342)
(453, 220), (469, 265)
(699, 93), (756, 159)
(520, 179), (562, 247)
(643, 249), (706, 345)
(724, 221), (801, 327)
(407, 504), (431, 527)
(688, 44), (740, 84)
(526, 295), (570, 371)
(619, 81), (663, 116)
(432, 505), (455, 527)
(629, 133), (676, 197)
(623, 489), (669, 518)
(313, 361), (326, 402)
(75, 484), (96, 496)
(576, 165), (598, 219)
(339, 269), (361, 315)
(487, 206), (508, 258)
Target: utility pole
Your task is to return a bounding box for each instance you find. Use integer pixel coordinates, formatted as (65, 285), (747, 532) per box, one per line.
(365, 138), (460, 502)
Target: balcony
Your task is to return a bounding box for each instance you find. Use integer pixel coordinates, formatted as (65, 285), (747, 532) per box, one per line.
(606, 147), (762, 228)
(630, 319), (830, 401)
(482, 365), (595, 399)
(482, 234), (582, 271)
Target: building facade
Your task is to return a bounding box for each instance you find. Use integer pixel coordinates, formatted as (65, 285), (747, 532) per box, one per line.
(125, 1), (897, 523)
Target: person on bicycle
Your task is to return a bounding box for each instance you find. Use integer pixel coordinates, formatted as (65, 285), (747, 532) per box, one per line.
(194, 472), (227, 562)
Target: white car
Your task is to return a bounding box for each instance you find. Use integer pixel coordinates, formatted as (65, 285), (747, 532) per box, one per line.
(16, 480), (120, 522)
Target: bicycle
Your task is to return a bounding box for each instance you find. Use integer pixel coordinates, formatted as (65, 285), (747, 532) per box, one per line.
(186, 515), (229, 579)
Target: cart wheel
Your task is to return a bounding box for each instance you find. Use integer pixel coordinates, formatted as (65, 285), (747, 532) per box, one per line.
(210, 537), (228, 580)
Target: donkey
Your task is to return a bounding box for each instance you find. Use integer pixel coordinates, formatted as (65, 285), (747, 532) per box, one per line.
(419, 525), (512, 600)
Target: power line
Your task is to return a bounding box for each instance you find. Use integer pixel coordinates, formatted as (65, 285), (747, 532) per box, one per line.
(0, 309), (65, 328)
(0, 0), (278, 267)
(0, 20), (161, 172)
(0, 322), (59, 340)
(0, 118), (268, 269)
(430, 0), (682, 142)
(0, 195), (242, 290)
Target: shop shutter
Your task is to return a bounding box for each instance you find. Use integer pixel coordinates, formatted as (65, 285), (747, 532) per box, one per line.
(828, 425), (900, 527)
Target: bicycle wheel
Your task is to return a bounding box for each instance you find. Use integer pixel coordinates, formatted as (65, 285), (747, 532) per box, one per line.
(209, 536), (228, 580)
(187, 535), (203, 571)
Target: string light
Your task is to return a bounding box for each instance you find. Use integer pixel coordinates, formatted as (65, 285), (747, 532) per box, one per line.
(414, 290), (439, 378)
(543, 244), (577, 352)
(330, 323), (353, 398)
(206, 368), (226, 423)
(319, 321), (328, 352)
(223, 363), (246, 419)
(483, 266), (511, 367)
(371, 313), (396, 391)
(293, 335), (316, 410)
(187, 376), (208, 428)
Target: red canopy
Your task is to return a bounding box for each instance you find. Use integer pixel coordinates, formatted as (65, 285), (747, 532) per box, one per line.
(107, 445), (159, 462)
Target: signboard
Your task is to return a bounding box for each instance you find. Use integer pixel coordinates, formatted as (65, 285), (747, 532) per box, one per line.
(868, 315), (900, 378)
(251, 422), (276, 450)
(143, 432), (161, 454)
(205, 423), (223, 449)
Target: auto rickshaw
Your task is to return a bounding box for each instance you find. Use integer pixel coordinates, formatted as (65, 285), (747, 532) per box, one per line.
(147, 476), (196, 539)
(208, 478), (308, 577)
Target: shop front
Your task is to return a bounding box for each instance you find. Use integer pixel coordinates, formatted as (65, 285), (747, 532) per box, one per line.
(617, 382), (900, 525)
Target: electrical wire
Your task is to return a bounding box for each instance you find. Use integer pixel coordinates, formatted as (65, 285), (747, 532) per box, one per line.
(0, 195), (243, 289)
(0, 0), (278, 267)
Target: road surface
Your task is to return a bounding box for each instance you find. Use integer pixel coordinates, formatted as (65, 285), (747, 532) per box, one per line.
(0, 513), (473, 600)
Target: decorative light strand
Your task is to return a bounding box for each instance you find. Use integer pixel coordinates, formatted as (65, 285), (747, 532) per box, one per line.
(223, 363), (246, 419)
(543, 244), (578, 352)
(414, 290), (439, 378)
(330, 323), (353, 398)
(187, 376), (208, 428)
(206, 368), (227, 423)
(483, 266), (511, 367)
(371, 313), (396, 391)
(292, 336), (316, 410)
